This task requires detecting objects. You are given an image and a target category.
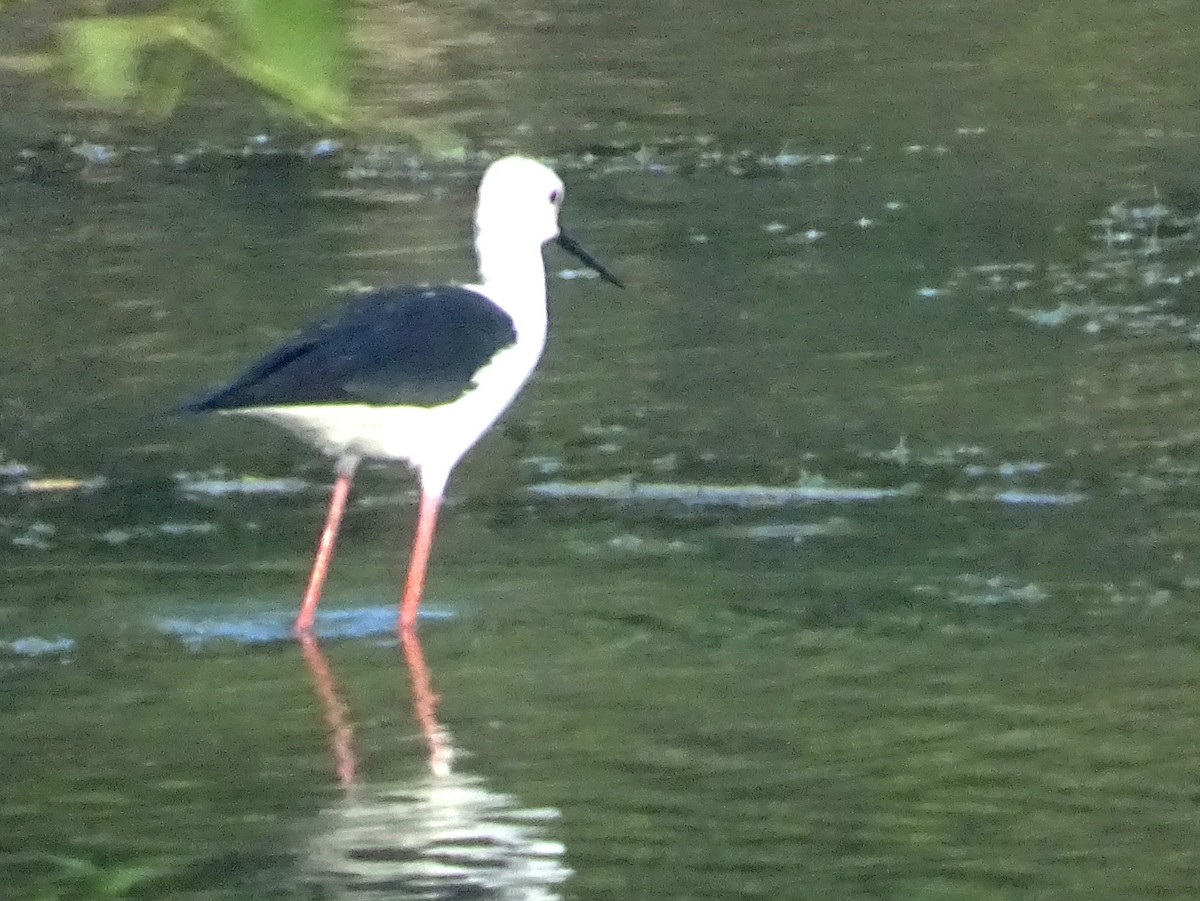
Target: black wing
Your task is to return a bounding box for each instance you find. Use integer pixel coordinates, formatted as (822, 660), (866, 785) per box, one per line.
(185, 285), (518, 411)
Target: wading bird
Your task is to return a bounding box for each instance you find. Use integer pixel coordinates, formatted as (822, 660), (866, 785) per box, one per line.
(187, 156), (622, 634)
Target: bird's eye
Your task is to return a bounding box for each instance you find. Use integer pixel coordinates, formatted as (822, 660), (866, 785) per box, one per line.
(549, 189), (561, 204)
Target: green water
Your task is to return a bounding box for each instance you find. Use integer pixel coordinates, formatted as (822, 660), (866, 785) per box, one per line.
(4, 0), (1200, 898)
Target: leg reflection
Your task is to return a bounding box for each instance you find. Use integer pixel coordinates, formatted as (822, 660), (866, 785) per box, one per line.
(297, 631), (356, 786)
(296, 630), (452, 782)
(295, 630), (572, 897)
(400, 628), (453, 778)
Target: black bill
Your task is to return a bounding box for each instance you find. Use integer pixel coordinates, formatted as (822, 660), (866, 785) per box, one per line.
(556, 230), (625, 288)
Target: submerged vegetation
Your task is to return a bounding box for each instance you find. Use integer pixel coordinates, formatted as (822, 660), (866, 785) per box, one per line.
(24, 853), (170, 901)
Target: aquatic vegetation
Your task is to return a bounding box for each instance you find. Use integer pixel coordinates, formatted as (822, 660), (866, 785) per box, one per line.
(59, 0), (348, 124)
(25, 853), (170, 900)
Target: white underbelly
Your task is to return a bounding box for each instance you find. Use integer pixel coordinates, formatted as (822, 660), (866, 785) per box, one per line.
(227, 338), (544, 490)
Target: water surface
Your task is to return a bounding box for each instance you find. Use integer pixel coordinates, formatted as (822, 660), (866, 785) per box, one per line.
(4, 1), (1200, 898)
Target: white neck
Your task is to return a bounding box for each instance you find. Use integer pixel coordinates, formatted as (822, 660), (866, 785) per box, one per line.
(473, 230), (551, 334)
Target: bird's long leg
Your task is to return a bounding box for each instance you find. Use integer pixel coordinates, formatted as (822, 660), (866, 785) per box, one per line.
(294, 456), (360, 635)
(399, 490), (442, 632)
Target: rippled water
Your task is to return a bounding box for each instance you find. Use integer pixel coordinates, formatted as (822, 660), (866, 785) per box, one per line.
(4, 1), (1200, 898)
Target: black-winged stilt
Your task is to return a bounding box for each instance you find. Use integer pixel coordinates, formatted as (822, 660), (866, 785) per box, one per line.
(186, 156), (622, 634)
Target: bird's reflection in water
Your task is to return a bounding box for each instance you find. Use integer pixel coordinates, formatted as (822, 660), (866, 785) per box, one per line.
(296, 629), (570, 899)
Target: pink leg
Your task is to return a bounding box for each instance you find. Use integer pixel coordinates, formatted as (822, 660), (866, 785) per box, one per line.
(293, 458), (359, 635)
(399, 491), (442, 633)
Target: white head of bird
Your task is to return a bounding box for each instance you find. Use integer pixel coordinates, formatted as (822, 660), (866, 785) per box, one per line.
(474, 156), (565, 246)
(470, 156), (568, 306)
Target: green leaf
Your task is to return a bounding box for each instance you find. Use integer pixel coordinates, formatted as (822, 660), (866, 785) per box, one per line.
(60, 18), (152, 101)
(59, 6), (350, 125)
(218, 0), (349, 121)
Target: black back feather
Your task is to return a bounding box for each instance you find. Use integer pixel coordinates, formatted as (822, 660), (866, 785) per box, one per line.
(185, 286), (518, 411)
